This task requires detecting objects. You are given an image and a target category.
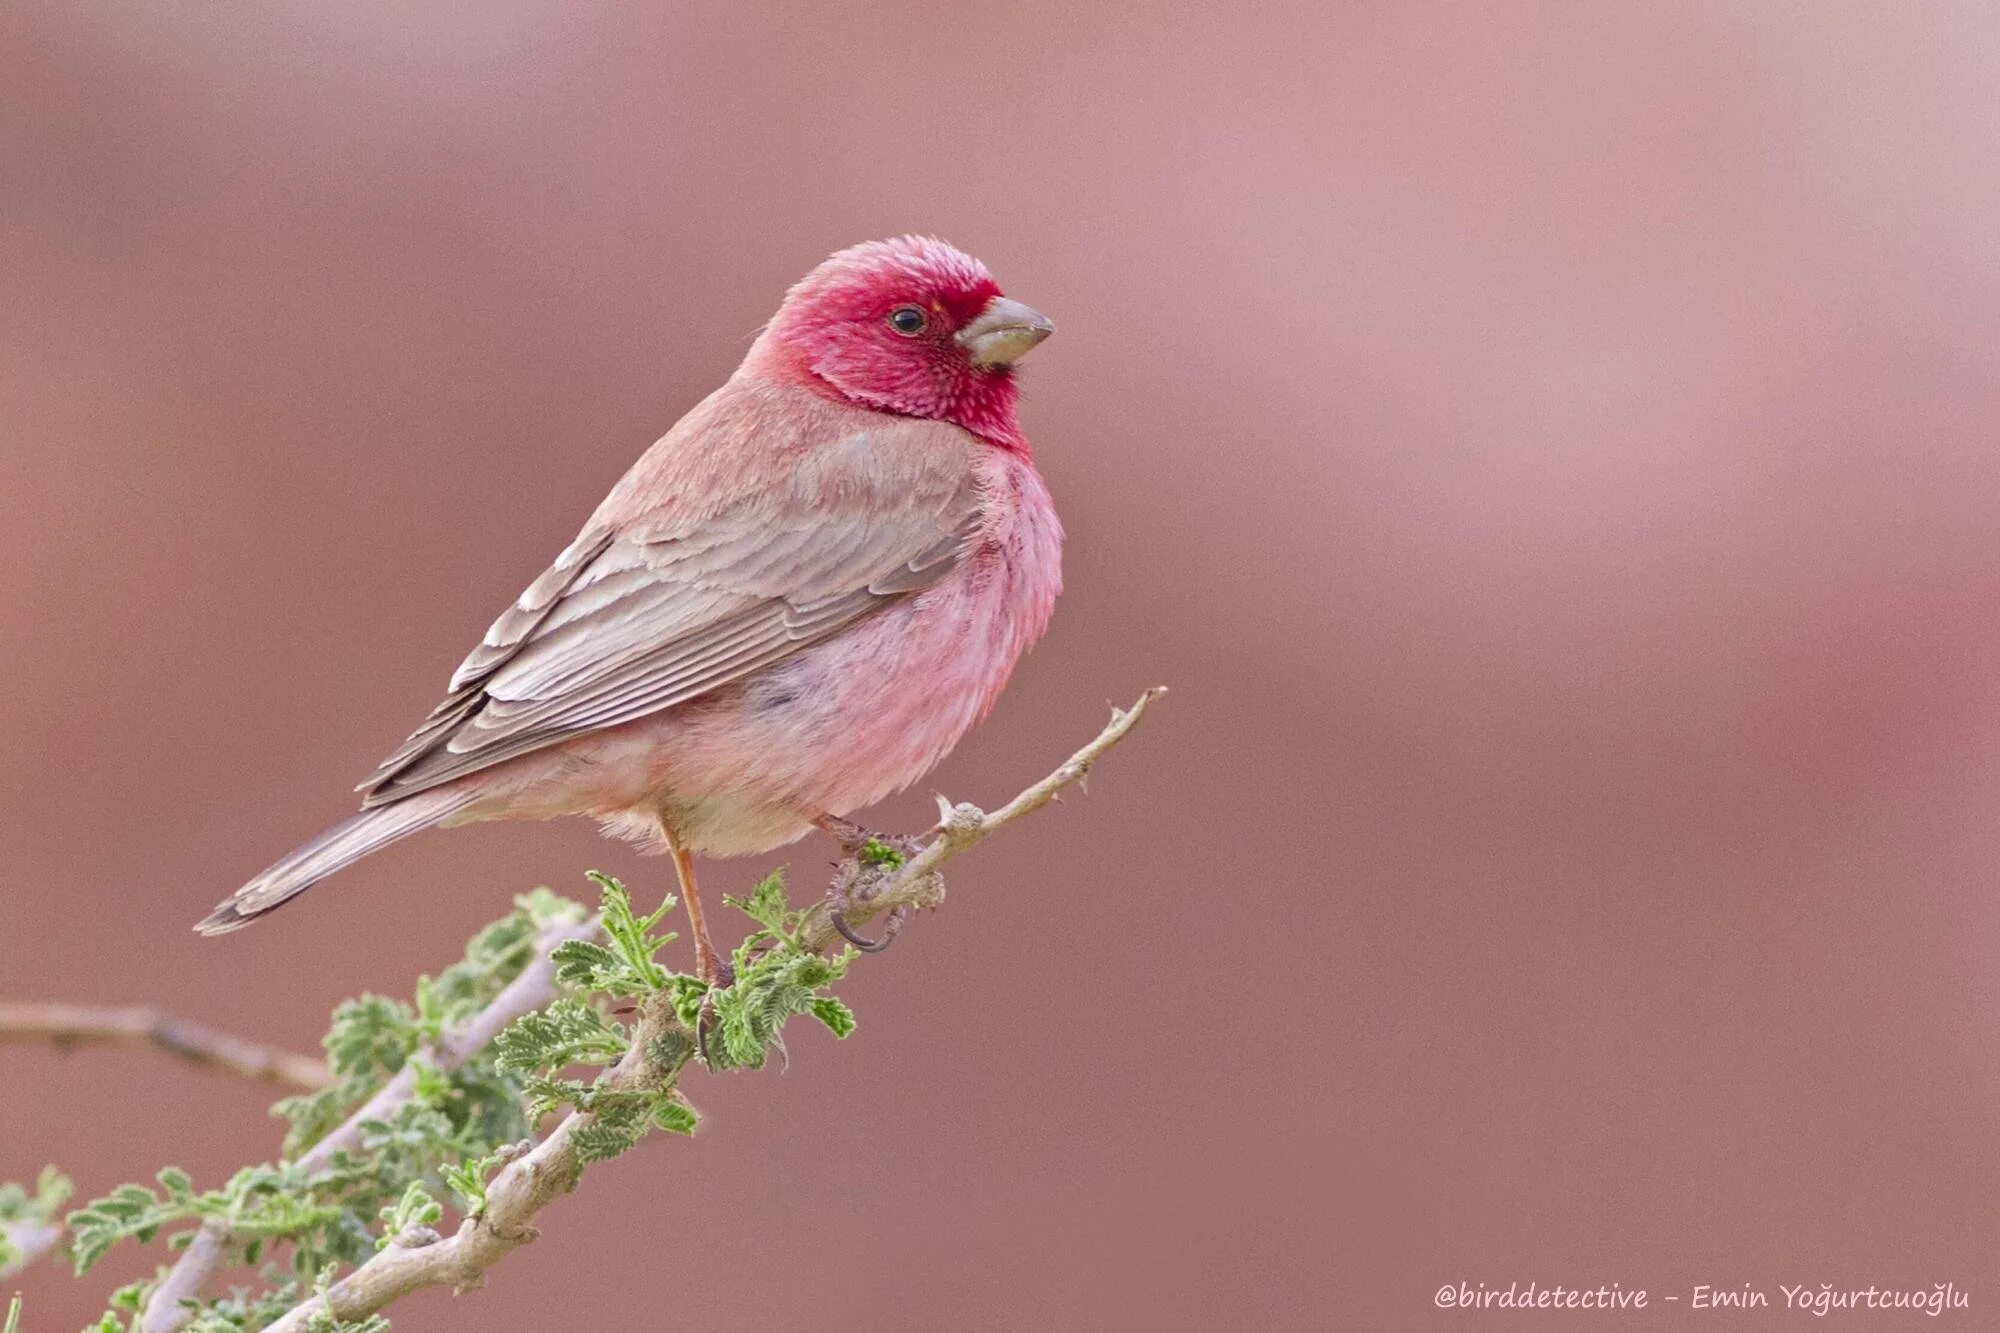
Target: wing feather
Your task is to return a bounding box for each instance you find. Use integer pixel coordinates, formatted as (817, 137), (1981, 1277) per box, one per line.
(358, 457), (982, 805)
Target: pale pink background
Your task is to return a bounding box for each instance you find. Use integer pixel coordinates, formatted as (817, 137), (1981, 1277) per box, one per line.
(6, 2), (2000, 1329)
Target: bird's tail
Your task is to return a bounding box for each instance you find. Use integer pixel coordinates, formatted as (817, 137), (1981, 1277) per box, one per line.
(194, 789), (474, 936)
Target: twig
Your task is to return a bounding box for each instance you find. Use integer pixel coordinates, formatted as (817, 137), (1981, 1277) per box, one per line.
(0, 1220), (62, 1283)
(796, 686), (1169, 951)
(262, 688), (1165, 1332)
(0, 1003), (329, 1094)
(140, 917), (602, 1333)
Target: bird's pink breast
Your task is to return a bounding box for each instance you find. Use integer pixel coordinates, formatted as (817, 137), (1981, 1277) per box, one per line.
(462, 448), (1062, 856)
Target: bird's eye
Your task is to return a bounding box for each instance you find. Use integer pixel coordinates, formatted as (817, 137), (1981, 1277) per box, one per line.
(888, 305), (928, 336)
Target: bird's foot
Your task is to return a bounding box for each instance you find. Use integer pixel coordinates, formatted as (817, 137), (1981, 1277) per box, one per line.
(693, 953), (735, 1068)
(815, 820), (917, 953)
(697, 948), (735, 991)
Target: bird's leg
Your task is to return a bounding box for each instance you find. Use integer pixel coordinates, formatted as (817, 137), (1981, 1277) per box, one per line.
(812, 813), (916, 953)
(664, 830), (732, 990)
(663, 827), (734, 1067)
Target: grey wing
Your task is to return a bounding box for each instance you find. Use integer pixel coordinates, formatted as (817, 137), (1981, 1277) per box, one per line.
(357, 486), (983, 806)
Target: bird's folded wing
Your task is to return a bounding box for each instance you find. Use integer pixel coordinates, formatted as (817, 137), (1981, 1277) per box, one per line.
(357, 473), (983, 805)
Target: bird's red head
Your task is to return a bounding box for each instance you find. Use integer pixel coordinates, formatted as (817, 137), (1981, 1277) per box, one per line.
(749, 236), (1054, 450)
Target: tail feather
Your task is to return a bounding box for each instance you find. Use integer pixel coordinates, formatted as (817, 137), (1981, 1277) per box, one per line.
(195, 790), (473, 935)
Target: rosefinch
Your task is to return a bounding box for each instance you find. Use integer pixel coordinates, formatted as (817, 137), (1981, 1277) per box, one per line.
(198, 236), (1061, 985)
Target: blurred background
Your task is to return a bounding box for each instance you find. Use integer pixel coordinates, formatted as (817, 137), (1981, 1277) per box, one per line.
(6, 1), (2000, 1328)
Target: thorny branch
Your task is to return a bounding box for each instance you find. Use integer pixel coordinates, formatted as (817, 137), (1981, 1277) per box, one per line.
(260, 688), (1164, 1332)
(0, 1003), (329, 1095)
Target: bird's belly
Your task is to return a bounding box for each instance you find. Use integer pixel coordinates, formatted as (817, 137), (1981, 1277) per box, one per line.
(522, 554), (1040, 856)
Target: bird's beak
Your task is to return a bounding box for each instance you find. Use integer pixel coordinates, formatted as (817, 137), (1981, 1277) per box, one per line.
(956, 296), (1055, 367)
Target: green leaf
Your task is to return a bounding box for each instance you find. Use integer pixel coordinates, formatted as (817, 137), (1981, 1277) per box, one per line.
(647, 1027), (696, 1071)
(724, 869), (792, 935)
(550, 938), (644, 996)
(859, 838), (905, 868)
(569, 1094), (652, 1164)
(651, 1099), (698, 1136)
(440, 1144), (510, 1217)
(375, 1181), (443, 1250)
(666, 974), (710, 1030)
(589, 871), (675, 991)
(323, 995), (418, 1080)
(569, 1122), (642, 1165)
(68, 1180), (205, 1274)
(274, 1078), (365, 1159)
(493, 998), (627, 1076)
(407, 1057), (451, 1106)
(806, 996), (857, 1039)
(516, 886), (588, 926)
(0, 1164), (73, 1226)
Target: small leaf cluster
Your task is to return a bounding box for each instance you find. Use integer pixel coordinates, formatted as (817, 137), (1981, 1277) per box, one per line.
(32, 868), (863, 1331)
(485, 869), (857, 1172)
(68, 1165), (355, 1277)
(485, 874), (700, 1169)
(705, 870), (858, 1069)
(374, 1181), (442, 1249)
(547, 871), (675, 995)
(63, 890), (585, 1330)
(275, 889), (583, 1156)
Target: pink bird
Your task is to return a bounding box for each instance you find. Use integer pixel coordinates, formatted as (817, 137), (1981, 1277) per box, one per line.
(198, 236), (1062, 989)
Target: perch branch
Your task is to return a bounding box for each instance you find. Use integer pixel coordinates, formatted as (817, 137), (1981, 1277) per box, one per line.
(262, 688), (1165, 1332)
(0, 1002), (329, 1094)
(796, 686), (1169, 951)
(140, 916), (602, 1333)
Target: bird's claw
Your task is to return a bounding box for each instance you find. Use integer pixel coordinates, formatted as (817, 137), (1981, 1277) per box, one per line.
(831, 903), (907, 953)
